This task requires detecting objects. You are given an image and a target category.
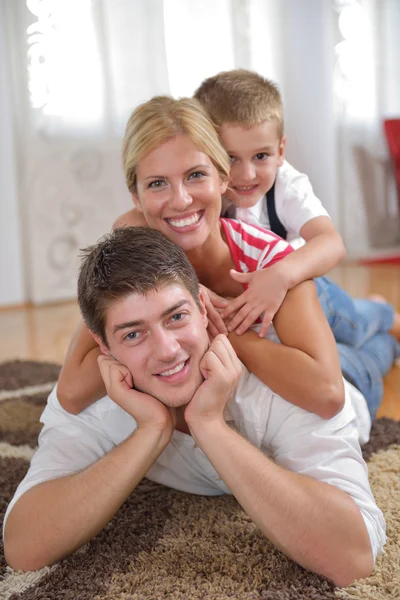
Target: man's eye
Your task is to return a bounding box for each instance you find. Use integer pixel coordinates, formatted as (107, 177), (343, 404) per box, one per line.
(125, 331), (139, 340)
(170, 312), (185, 323)
(188, 171), (206, 180)
(148, 180), (165, 189)
(254, 153), (268, 160)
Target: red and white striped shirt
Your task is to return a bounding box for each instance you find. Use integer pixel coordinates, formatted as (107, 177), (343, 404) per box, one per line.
(220, 218), (293, 278)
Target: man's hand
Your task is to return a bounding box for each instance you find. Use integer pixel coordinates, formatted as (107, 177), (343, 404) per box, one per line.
(98, 355), (176, 434)
(199, 284), (228, 338)
(185, 335), (242, 427)
(221, 265), (290, 337)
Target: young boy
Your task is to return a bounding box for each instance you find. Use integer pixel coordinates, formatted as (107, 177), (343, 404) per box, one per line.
(193, 69), (348, 334)
(193, 69), (400, 418)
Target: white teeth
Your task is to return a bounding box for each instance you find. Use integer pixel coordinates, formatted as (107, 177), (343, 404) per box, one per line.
(159, 361), (186, 377)
(167, 212), (201, 228)
(235, 186), (256, 191)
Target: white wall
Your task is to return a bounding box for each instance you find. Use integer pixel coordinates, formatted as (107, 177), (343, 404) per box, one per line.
(0, 0), (25, 306)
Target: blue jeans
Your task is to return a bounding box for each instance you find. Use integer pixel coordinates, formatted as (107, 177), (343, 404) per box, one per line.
(315, 276), (400, 419)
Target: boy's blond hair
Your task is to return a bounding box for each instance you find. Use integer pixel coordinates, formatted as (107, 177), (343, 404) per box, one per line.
(194, 69), (284, 139)
(123, 96), (230, 193)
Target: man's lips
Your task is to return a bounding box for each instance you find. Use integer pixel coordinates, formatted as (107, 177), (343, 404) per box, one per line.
(154, 359), (190, 382)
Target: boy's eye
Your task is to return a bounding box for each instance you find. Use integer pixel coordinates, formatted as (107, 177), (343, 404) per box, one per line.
(254, 153), (268, 160)
(188, 171), (206, 180)
(148, 179), (165, 189)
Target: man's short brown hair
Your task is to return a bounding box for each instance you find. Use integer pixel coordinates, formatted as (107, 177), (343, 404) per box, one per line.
(194, 69), (284, 139)
(78, 227), (200, 346)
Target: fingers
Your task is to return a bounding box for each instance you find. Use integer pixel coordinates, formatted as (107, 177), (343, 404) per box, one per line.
(98, 355), (133, 395)
(208, 334), (240, 374)
(229, 269), (252, 283)
(207, 288), (229, 308)
(204, 293), (228, 335)
(226, 302), (262, 334)
(221, 295), (246, 319)
(258, 313), (273, 338)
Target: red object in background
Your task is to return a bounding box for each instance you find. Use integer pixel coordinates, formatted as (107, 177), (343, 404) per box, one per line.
(383, 119), (400, 207)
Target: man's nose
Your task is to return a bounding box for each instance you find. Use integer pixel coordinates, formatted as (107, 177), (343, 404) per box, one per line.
(152, 328), (181, 362)
(170, 183), (193, 211)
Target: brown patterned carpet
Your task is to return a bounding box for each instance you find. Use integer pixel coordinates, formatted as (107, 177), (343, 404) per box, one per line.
(0, 360), (399, 600)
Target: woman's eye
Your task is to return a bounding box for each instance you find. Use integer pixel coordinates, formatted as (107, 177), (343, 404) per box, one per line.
(148, 180), (165, 189)
(188, 171), (206, 181)
(254, 153), (268, 160)
(229, 156), (236, 163)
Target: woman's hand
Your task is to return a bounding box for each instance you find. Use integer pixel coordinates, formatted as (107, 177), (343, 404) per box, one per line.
(221, 265), (290, 337)
(98, 355), (176, 434)
(199, 284), (228, 338)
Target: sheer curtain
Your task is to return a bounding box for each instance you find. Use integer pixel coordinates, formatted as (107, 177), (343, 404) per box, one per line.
(333, 0), (400, 254)
(1, 0), (399, 306)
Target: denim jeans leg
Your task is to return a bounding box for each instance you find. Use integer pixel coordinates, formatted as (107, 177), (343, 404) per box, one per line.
(315, 276), (395, 347)
(337, 334), (400, 419)
(315, 276), (359, 345)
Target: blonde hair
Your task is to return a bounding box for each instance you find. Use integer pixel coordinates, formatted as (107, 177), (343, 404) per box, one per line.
(123, 96), (230, 193)
(194, 69), (284, 138)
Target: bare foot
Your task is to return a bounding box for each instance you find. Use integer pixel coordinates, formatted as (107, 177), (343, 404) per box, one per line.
(367, 294), (387, 304)
(367, 294), (400, 341)
(390, 311), (400, 341)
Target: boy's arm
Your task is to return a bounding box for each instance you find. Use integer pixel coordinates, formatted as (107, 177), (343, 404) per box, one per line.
(283, 216), (346, 288)
(223, 216), (345, 335)
(228, 280), (345, 418)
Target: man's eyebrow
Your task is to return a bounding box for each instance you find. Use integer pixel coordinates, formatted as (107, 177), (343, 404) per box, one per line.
(143, 164), (211, 182)
(112, 300), (191, 334)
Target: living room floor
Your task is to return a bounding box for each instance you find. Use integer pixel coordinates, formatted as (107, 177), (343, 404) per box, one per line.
(1, 263), (399, 419)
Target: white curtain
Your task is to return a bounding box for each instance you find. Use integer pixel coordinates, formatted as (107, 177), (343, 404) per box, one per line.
(333, 0), (400, 253)
(1, 0), (399, 305)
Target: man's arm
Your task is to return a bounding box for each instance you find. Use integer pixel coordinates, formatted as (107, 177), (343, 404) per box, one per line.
(184, 338), (376, 586)
(229, 280), (344, 418)
(189, 420), (373, 587)
(4, 426), (171, 571)
(4, 357), (175, 571)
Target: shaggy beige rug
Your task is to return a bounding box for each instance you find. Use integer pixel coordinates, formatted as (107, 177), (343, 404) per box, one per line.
(1, 360), (399, 600)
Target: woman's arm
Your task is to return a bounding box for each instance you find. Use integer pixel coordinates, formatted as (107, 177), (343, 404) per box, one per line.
(57, 321), (105, 413)
(58, 209), (148, 414)
(228, 280), (344, 418)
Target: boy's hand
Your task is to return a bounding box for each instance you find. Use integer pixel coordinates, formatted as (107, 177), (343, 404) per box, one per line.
(185, 335), (242, 426)
(221, 267), (290, 337)
(98, 355), (176, 434)
(199, 284), (228, 338)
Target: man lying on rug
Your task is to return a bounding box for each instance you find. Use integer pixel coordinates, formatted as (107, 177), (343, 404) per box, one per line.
(3, 227), (385, 586)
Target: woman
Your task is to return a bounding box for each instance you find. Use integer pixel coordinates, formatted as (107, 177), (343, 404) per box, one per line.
(58, 96), (398, 422)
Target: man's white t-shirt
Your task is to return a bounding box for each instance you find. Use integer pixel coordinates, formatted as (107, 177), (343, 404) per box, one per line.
(3, 369), (384, 562)
(234, 160), (329, 249)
